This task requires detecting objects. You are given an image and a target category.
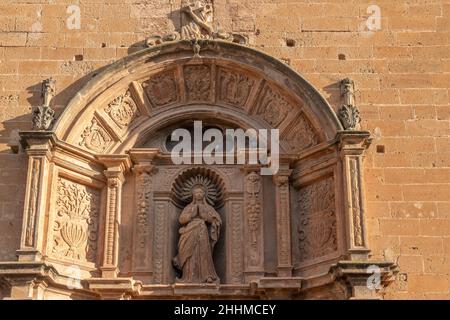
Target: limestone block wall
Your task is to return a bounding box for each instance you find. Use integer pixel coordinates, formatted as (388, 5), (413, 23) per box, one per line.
(0, 0), (449, 299)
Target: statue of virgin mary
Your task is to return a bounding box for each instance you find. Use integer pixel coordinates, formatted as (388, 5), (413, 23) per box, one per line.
(173, 182), (222, 283)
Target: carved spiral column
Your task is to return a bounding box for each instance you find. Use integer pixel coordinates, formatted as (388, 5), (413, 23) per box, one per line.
(273, 166), (293, 277)
(97, 155), (131, 278)
(17, 132), (55, 262)
(338, 131), (371, 260)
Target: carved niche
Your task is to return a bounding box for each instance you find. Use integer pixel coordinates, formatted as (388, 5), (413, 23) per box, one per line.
(104, 91), (140, 128)
(184, 65), (211, 102)
(79, 117), (113, 153)
(296, 177), (337, 263)
(143, 71), (179, 107)
(52, 177), (100, 263)
(217, 68), (254, 108)
(284, 114), (319, 153)
(255, 84), (291, 127)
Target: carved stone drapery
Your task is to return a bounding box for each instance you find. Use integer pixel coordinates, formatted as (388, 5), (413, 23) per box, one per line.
(243, 169), (264, 278)
(97, 155), (131, 278)
(273, 167), (293, 277)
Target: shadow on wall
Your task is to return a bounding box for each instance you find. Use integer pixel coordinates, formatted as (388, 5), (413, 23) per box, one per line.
(323, 81), (342, 112)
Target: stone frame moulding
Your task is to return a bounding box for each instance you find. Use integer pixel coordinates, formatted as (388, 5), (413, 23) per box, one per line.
(0, 40), (397, 300)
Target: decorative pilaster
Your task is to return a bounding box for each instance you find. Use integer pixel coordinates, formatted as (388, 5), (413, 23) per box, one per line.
(273, 166), (293, 277)
(17, 132), (55, 262)
(97, 155), (131, 278)
(337, 131), (372, 260)
(128, 149), (159, 279)
(242, 167), (264, 280)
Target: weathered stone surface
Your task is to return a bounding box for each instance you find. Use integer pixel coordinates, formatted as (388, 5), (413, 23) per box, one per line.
(0, 0), (448, 300)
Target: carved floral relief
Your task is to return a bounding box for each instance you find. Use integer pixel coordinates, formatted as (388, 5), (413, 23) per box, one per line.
(52, 177), (100, 263)
(297, 177), (337, 262)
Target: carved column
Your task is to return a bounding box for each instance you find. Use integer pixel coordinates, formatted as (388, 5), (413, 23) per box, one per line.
(17, 132), (55, 262)
(242, 167), (264, 281)
(97, 155), (131, 278)
(338, 131), (371, 260)
(273, 165), (293, 277)
(129, 149), (159, 280)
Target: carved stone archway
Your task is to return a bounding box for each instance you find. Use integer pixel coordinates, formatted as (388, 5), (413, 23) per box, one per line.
(0, 40), (396, 300)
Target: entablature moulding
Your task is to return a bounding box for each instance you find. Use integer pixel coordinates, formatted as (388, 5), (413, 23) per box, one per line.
(0, 40), (396, 300)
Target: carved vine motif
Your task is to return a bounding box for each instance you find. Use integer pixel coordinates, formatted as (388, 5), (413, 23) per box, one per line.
(153, 202), (167, 284)
(143, 72), (178, 107)
(275, 175), (291, 265)
(136, 171), (152, 254)
(284, 114), (319, 153)
(218, 68), (254, 107)
(104, 91), (140, 128)
(297, 177), (337, 262)
(256, 85), (291, 127)
(52, 178), (99, 263)
(184, 65), (211, 101)
(79, 118), (113, 153)
(231, 202), (243, 283)
(245, 172), (262, 267)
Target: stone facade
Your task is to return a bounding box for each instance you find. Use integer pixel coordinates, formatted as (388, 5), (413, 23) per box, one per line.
(0, 1), (449, 300)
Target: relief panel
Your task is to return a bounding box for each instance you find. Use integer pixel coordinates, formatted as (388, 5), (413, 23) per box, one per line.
(255, 84), (292, 127)
(52, 177), (100, 264)
(104, 91), (140, 128)
(296, 176), (337, 263)
(79, 116), (113, 153)
(217, 68), (254, 108)
(143, 71), (179, 107)
(284, 114), (319, 153)
(184, 65), (211, 102)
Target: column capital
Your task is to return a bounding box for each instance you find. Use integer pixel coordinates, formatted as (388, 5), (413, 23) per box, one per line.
(128, 148), (159, 165)
(273, 169), (292, 186)
(336, 130), (372, 154)
(19, 131), (56, 159)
